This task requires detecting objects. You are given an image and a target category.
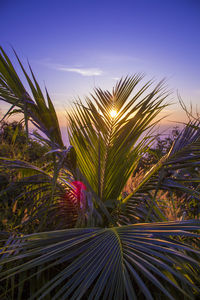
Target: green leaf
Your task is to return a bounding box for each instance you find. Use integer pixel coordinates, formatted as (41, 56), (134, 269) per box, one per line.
(0, 221), (199, 299)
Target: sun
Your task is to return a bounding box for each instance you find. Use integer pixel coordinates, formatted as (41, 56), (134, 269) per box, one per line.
(110, 109), (117, 118)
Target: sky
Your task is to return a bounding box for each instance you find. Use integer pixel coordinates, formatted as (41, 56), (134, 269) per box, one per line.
(1, 0), (200, 132)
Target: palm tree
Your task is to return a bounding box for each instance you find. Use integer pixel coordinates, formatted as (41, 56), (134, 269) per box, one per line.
(0, 47), (200, 299)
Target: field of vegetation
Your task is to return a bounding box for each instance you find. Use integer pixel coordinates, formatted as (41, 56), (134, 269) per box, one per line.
(0, 47), (200, 299)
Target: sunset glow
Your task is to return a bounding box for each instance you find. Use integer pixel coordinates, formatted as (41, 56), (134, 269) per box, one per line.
(110, 109), (117, 118)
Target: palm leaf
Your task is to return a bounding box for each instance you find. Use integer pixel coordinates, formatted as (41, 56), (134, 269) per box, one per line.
(68, 76), (168, 205)
(0, 158), (79, 231)
(121, 121), (200, 223)
(0, 221), (200, 299)
(0, 47), (64, 148)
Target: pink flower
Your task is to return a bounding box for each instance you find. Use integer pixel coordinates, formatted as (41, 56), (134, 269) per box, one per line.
(72, 181), (86, 208)
(62, 181), (86, 210)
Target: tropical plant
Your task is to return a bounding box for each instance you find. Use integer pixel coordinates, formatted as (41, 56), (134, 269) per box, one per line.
(124, 124), (200, 221)
(0, 47), (200, 299)
(0, 120), (54, 232)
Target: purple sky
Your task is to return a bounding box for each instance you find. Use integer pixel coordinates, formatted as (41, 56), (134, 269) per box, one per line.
(1, 0), (200, 130)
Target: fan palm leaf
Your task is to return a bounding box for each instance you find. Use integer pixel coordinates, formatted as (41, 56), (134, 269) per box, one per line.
(0, 221), (200, 300)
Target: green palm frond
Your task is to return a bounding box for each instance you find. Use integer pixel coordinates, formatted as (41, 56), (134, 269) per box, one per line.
(151, 121), (200, 205)
(0, 158), (79, 231)
(0, 47), (64, 148)
(0, 221), (200, 299)
(120, 121), (200, 223)
(117, 191), (165, 225)
(0, 157), (50, 175)
(68, 76), (168, 203)
(163, 120), (200, 176)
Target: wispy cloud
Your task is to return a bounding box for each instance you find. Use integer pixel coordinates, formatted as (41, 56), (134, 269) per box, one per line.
(32, 59), (103, 77)
(58, 67), (103, 76)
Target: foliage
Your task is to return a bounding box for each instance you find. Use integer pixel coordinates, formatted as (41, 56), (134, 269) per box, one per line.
(0, 120), (50, 163)
(125, 125), (200, 221)
(0, 47), (200, 299)
(0, 120), (53, 232)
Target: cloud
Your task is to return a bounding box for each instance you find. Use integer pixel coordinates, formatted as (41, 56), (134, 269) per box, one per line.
(32, 59), (103, 77)
(58, 67), (103, 76)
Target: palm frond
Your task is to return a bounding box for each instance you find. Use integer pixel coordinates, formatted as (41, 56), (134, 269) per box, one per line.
(0, 47), (64, 148)
(0, 158), (80, 231)
(120, 121), (200, 222)
(68, 76), (169, 204)
(0, 221), (199, 299)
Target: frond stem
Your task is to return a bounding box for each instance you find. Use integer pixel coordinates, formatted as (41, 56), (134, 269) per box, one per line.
(100, 118), (115, 199)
